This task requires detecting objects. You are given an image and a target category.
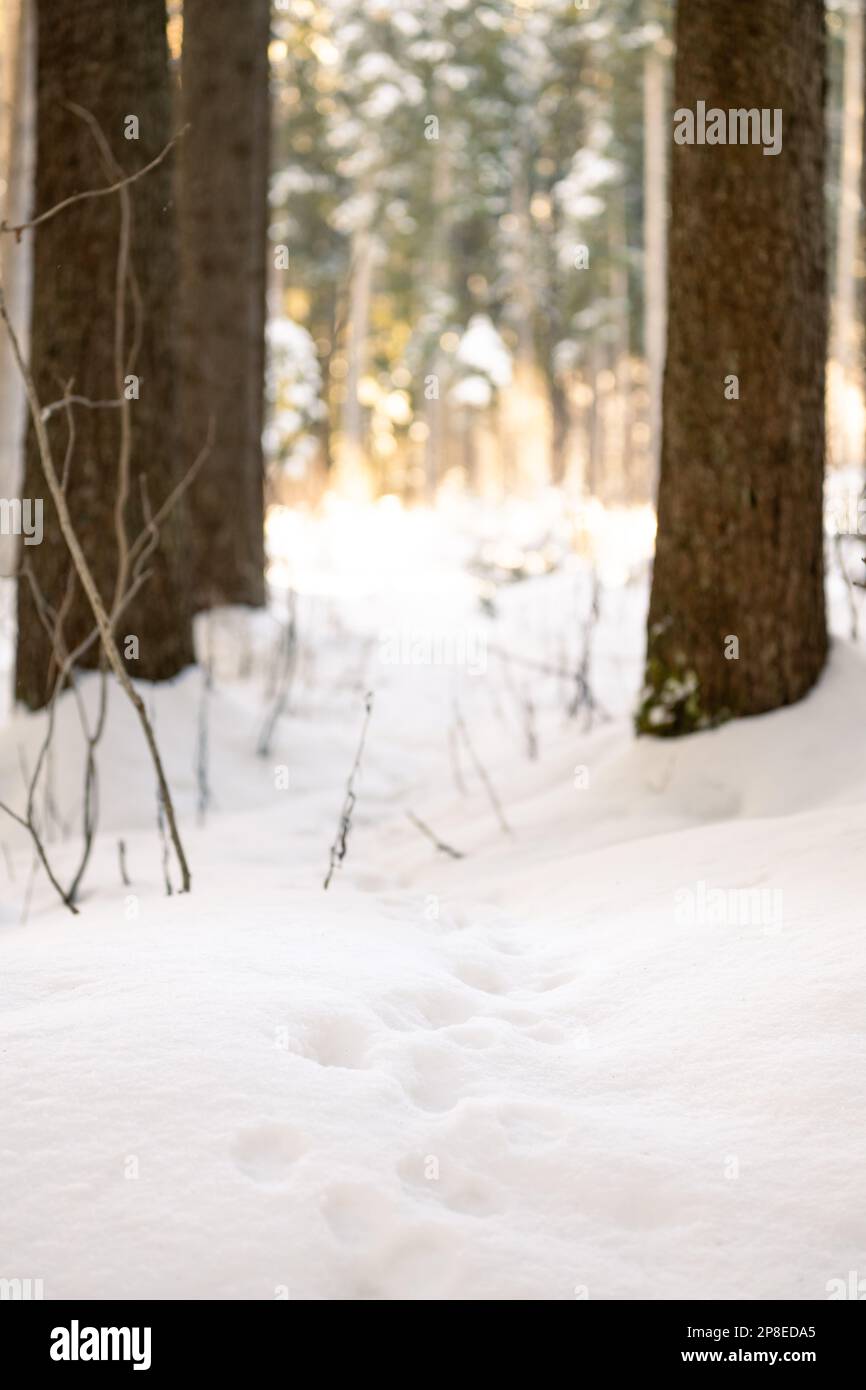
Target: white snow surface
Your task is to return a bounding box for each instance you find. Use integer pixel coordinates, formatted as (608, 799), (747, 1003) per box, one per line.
(1, 498), (865, 1301)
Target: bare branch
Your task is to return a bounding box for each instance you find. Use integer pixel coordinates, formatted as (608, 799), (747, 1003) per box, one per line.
(118, 839), (131, 888)
(0, 276), (193, 894)
(41, 394), (123, 423)
(453, 705), (512, 836)
(406, 810), (465, 860)
(0, 118), (189, 239)
(324, 692), (374, 890)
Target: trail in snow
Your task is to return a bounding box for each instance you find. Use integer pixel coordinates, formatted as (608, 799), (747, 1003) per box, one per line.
(0, 499), (864, 1299)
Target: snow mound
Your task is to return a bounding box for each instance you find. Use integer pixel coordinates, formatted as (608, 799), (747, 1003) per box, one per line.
(1, 540), (865, 1299)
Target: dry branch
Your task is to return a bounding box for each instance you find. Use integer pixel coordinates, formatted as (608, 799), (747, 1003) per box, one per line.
(406, 810), (465, 860)
(453, 704), (512, 836)
(0, 118), (189, 240)
(323, 691), (374, 890)
(0, 263), (192, 897)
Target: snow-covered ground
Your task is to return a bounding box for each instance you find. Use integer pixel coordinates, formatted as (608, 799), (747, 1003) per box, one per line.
(1, 493), (865, 1300)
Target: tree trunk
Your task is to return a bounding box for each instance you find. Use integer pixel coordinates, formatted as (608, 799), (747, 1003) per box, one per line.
(178, 0), (269, 611)
(640, 0), (827, 734)
(830, 0), (863, 471)
(609, 184), (633, 502)
(643, 33), (668, 495)
(423, 103), (452, 499)
(0, 0), (35, 580)
(341, 220), (375, 490)
(15, 0), (194, 711)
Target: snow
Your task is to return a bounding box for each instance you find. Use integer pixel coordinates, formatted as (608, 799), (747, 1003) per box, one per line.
(455, 314), (512, 389)
(1, 498), (865, 1300)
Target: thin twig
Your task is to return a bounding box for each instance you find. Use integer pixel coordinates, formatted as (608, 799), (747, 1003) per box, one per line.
(118, 838), (130, 888)
(323, 692), (374, 890)
(0, 277), (193, 894)
(257, 590), (298, 757)
(41, 394), (123, 422)
(406, 810), (465, 860)
(453, 704), (512, 836)
(0, 119), (190, 239)
(196, 640), (213, 826)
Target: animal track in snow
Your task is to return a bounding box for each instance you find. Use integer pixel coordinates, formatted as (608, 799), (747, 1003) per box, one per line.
(440, 1019), (508, 1049)
(321, 1183), (396, 1244)
(377, 988), (480, 1033)
(292, 1015), (373, 1069)
(397, 1153), (501, 1217)
(232, 1124), (308, 1184)
(404, 1042), (474, 1114)
(450, 959), (509, 994)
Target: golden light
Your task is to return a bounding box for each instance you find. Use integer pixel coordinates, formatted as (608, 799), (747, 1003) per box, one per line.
(309, 35), (339, 67)
(373, 432), (397, 458)
(357, 376), (380, 407)
(383, 390), (412, 425)
(166, 15), (183, 61)
(285, 288), (310, 321)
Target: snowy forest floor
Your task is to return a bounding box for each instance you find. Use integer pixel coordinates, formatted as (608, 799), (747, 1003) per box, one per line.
(1, 494), (865, 1300)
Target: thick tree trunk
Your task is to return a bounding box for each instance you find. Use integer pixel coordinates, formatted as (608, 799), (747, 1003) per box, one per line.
(643, 34), (668, 495)
(0, 0), (35, 579)
(178, 0), (269, 610)
(15, 0), (194, 711)
(640, 0), (827, 733)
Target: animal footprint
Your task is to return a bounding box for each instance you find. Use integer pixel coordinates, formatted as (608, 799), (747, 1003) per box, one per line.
(232, 1124), (308, 1184)
(451, 959), (508, 994)
(397, 1153), (501, 1217)
(321, 1183), (396, 1244)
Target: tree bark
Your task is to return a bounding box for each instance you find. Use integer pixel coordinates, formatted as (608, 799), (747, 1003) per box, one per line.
(0, 0), (35, 579)
(15, 0), (194, 711)
(643, 34), (668, 495)
(640, 0), (828, 733)
(178, 0), (269, 610)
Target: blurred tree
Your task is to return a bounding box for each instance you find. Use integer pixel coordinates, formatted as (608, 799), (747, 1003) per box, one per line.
(178, 0), (270, 609)
(0, 0), (34, 579)
(639, 0), (828, 734)
(830, 0), (863, 471)
(15, 0), (193, 710)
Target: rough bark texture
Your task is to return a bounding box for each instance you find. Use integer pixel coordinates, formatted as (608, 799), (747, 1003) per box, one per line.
(640, 0), (828, 734)
(15, 0), (194, 711)
(0, 0), (35, 579)
(178, 0), (269, 611)
(643, 36), (668, 494)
